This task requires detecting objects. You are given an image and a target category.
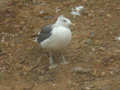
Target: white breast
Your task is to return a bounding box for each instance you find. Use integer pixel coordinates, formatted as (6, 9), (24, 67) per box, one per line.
(40, 26), (72, 50)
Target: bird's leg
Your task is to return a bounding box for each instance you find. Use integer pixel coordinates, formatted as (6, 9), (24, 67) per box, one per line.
(60, 54), (69, 65)
(48, 52), (57, 69)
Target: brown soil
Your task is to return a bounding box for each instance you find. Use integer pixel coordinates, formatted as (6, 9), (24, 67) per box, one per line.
(0, 0), (120, 90)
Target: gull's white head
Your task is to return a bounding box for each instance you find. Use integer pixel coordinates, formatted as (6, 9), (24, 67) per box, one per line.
(55, 15), (72, 27)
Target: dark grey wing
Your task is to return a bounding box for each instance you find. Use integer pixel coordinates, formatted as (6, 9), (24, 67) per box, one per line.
(36, 24), (53, 43)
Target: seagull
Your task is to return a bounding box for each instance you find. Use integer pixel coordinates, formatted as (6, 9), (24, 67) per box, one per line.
(35, 15), (72, 69)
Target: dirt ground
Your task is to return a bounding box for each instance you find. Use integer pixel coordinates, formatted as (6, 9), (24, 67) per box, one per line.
(0, 0), (120, 90)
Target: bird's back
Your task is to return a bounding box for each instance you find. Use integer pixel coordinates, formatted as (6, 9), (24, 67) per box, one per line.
(35, 24), (52, 43)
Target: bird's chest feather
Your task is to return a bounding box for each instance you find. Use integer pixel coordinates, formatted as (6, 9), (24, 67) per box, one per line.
(52, 26), (72, 43)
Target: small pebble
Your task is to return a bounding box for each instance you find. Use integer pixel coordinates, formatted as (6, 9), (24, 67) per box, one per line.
(44, 16), (53, 20)
(40, 10), (44, 14)
(71, 67), (90, 73)
(71, 5), (84, 18)
(52, 83), (56, 87)
(56, 8), (61, 13)
(85, 87), (91, 90)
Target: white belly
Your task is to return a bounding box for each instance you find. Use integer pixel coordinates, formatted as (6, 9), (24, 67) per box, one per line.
(40, 26), (72, 50)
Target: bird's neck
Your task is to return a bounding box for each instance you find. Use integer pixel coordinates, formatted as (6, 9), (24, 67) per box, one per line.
(53, 22), (62, 27)
(52, 24), (69, 29)
(54, 20), (62, 25)
(53, 23), (69, 29)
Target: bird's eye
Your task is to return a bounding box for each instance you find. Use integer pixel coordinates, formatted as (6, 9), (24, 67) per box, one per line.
(63, 20), (66, 22)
